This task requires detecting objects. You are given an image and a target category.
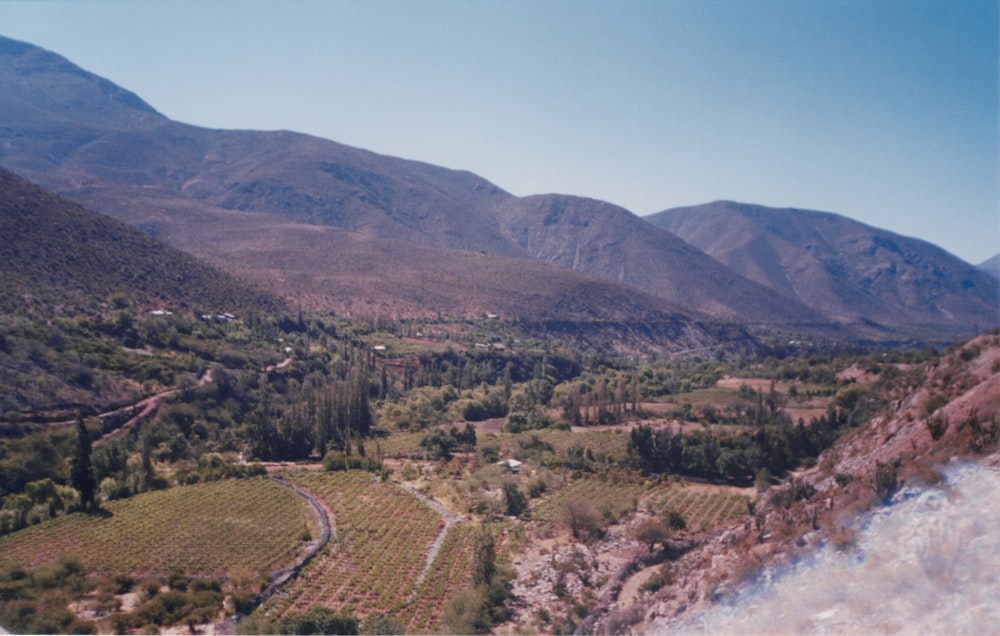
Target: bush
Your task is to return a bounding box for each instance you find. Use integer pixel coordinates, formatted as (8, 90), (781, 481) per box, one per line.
(664, 509), (687, 531)
(926, 413), (949, 440)
(502, 482), (528, 517)
(323, 451), (381, 473)
(870, 460), (901, 505)
(278, 607), (358, 635)
(527, 478), (547, 498)
(920, 393), (949, 419)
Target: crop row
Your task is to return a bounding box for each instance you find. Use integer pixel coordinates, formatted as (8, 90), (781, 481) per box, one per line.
(396, 521), (477, 633)
(0, 477), (310, 576)
(650, 488), (749, 530)
(529, 476), (748, 533)
(259, 471), (446, 623)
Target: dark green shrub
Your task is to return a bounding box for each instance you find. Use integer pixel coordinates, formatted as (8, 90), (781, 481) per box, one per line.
(278, 607), (358, 635)
(920, 393), (948, 419)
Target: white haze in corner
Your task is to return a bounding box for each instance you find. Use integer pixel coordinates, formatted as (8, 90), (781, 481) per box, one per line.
(680, 464), (1000, 635)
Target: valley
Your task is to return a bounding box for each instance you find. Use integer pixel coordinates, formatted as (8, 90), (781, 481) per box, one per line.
(0, 32), (998, 636)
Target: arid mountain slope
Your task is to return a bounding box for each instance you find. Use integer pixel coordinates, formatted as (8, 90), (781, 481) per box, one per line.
(6, 163), (740, 361)
(0, 35), (822, 325)
(497, 194), (822, 323)
(648, 201), (999, 334)
(0, 167), (281, 316)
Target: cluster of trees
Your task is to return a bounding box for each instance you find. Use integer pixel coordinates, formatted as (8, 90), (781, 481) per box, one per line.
(561, 375), (642, 427)
(247, 365), (373, 461)
(627, 405), (856, 484)
(420, 423), (477, 460)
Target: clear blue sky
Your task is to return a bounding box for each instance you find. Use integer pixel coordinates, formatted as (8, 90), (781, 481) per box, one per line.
(2, 0), (997, 263)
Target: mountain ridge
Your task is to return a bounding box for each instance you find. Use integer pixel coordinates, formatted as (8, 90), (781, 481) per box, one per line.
(647, 200), (998, 334)
(0, 34), (993, 338)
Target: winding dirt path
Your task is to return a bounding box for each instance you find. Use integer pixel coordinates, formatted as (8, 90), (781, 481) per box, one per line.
(396, 481), (463, 599)
(68, 358), (290, 448)
(618, 565), (659, 608)
(259, 476), (335, 601)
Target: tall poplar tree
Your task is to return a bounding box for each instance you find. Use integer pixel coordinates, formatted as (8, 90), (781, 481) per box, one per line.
(71, 415), (97, 511)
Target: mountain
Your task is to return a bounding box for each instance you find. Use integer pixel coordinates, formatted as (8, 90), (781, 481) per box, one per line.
(0, 35), (819, 327)
(647, 201), (999, 335)
(978, 254), (1000, 280)
(496, 194), (821, 323)
(0, 166), (282, 316)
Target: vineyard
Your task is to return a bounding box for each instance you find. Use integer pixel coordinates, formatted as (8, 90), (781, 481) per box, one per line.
(530, 477), (653, 523)
(532, 476), (748, 532)
(258, 470), (473, 631)
(0, 477), (311, 576)
(395, 521), (478, 633)
(647, 485), (749, 531)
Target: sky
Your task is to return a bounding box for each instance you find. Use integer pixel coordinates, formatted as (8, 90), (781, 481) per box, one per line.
(1, 0), (997, 263)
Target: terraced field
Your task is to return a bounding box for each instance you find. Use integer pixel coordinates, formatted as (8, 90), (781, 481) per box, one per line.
(0, 477), (312, 576)
(259, 470), (472, 630)
(532, 476), (748, 532)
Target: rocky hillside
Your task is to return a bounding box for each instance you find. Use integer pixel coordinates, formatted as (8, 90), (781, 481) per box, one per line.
(635, 333), (1000, 632)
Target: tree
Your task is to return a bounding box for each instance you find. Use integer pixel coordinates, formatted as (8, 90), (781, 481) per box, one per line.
(71, 415), (97, 511)
(278, 607), (358, 635)
(473, 525), (497, 586)
(361, 612), (404, 635)
(564, 498), (603, 543)
(502, 481), (528, 518)
(420, 428), (457, 460)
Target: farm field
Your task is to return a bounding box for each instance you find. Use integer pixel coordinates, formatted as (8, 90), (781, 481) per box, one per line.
(395, 521), (479, 633)
(257, 470), (470, 631)
(0, 477), (312, 576)
(532, 476), (748, 533)
(496, 428), (632, 461)
(647, 484), (750, 532)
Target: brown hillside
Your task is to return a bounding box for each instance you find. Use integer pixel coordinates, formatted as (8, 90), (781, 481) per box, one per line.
(647, 201), (999, 336)
(496, 194), (823, 324)
(0, 167), (282, 316)
(0, 35), (826, 328)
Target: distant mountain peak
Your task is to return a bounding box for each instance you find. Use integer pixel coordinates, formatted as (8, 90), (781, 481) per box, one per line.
(978, 254), (1000, 280)
(648, 201), (999, 334)
(0, 34), (163, 126)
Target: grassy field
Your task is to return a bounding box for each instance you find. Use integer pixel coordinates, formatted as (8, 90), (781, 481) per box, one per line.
(0, 477), (312, 576)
